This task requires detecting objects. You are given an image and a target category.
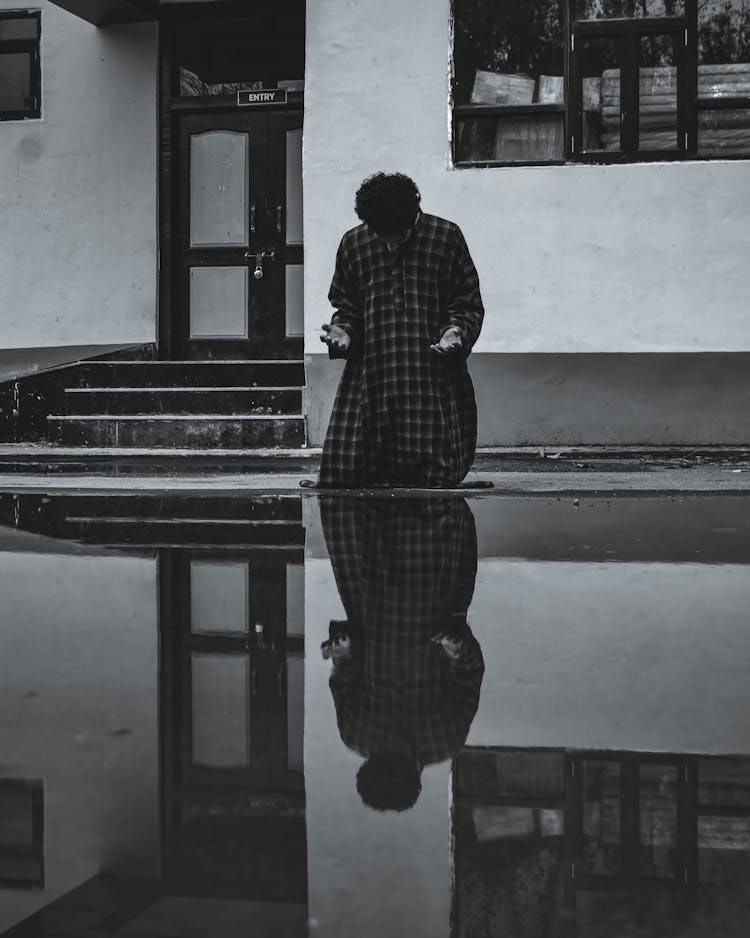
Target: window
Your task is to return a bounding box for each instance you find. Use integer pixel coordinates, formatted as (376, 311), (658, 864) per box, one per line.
(0, 779), (44, 889)
(452, 1), (750, 164)
(0, 11), (41, 121)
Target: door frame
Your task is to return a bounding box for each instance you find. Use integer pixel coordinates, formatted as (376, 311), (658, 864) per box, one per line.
(157, 15), (304, 361)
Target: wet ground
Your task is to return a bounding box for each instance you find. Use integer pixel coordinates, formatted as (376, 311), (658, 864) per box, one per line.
(1, 486), (749, 937)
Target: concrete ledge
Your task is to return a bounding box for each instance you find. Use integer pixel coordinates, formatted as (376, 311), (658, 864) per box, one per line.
(305, 351), (750, 446)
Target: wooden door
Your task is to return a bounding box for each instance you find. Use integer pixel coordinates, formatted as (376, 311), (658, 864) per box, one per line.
(175, 110), (303, 360)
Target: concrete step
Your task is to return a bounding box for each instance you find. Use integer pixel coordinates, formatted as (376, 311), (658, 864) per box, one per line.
(53, 518), (306, 548)
(64, 387), (303, 416)
(15, 493), (303, 523)
(9, 492), (305, 548)
(48, 415), (306, 448)
(75, 360), (305, 388)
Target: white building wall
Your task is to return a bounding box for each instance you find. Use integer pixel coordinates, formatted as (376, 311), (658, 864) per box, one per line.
(303, 0), (750, 354)
(0, 548), (159, 933)
(0, 2), (158, 360)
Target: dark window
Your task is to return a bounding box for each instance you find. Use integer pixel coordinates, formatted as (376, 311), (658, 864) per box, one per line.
(0, 779), (44, 889)
(453, 1), (750, 164)
(0, 11), (41, 120)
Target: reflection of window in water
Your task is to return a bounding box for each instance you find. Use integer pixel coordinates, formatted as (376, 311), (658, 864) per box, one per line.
(452, 749), (750, 937)
(0, 779), (44, 889)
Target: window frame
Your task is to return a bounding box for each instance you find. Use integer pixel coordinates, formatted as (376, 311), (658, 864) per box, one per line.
(0, 778), (45, 890)
(0, 10), (42, 122)
(451, 0), (750, 167)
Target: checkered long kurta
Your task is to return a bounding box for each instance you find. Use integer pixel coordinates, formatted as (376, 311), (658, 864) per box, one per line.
(319, 213), (485, 488)
(322, 497), (484, 766)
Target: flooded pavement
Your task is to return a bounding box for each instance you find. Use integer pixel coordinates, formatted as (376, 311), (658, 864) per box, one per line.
(1, 491), (749, 937)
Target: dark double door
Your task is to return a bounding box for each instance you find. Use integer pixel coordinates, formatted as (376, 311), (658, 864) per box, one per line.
(175, 109), (303, 359)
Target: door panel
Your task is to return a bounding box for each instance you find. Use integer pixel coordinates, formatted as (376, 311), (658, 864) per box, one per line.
(189, 130), (250, 247)
(170, 552), (304, 793)
(176, 110), (303, 360)
(189, 265), (249, 338)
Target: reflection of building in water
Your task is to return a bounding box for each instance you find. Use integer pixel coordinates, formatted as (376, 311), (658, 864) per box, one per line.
(452, 747), (750, 937)
(0, 493), (308, 936)
(320, 497), (484, 812)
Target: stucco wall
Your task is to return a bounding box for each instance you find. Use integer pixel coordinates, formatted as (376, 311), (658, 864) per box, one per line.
(467, 559), (750, 754)
(0, 549), (159, 933)
(0, 2), (157, 359)
(303, 0), (750, 355)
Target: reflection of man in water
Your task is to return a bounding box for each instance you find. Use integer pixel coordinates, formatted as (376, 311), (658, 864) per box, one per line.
(320, 497), (484, 811)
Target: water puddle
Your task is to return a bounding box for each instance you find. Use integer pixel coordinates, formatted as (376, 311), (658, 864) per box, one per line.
(1, 492), (748, 936)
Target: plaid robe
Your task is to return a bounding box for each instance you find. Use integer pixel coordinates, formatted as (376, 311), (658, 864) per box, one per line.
(321, 497), (484, 766)
(319, 213), (485, 487)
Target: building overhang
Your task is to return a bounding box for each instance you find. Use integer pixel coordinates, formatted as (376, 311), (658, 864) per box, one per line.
(48, 1), (159, 25)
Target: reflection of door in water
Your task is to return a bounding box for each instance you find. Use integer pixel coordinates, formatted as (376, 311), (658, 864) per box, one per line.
(176, 110), (303, 360)
(169, 552), (305, 794)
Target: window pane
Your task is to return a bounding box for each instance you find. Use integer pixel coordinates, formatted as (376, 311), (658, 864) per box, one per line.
(0, 780), (43, 888)
(454, 750), (565, 800)
(582, 36), (622, 152)
(176, 16), (304, 96)
(575, 1), (685, 18)
(286, 128), (303, 245)
(286, 652), (304, 772)
(191, 653), (250, 768)
(285, 264), (304, 338)
(0, 784), (34, 849)
(0, 16), (39, 40)
(453, 0), (564, 106)
(190, 130), (249, 247)
(454, 802), (564, 938)
(698, 758), (750, 808)
(698, 63), (750, 99)
(190, 560), (249, 634)
(0, 52), (31, 113)
(286, 562), (304, 637)
(582, 760), (622, 876)
(456, 113), (565, 162)
(190, 267), (249, 339)
(639, 764), (679, 880)
(699, 0), (750, 66)
(698, 107), (750, 155)
(639, 35), (679, 150)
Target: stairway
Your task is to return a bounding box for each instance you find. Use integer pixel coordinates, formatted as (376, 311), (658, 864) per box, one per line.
(47, 360), (306, 449)
(8, 492), (305, 550)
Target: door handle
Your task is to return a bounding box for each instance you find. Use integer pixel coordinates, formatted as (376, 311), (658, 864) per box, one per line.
(276, 203), (283, 234)
(243, 250), (277, 280)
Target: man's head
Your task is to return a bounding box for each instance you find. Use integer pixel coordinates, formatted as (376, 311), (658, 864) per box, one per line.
(355, 172), (421, 238)
(356, 750), (422, 812)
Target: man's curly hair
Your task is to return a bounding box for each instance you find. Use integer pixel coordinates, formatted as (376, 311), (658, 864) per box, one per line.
(354, 172), (421, 236)
(356, 751), (422, 812)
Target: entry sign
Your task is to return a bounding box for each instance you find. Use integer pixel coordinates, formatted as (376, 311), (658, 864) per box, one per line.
(238, 88), (288, 106)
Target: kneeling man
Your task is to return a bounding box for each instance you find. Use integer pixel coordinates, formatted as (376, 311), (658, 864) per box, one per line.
(319, 172), (485, 488)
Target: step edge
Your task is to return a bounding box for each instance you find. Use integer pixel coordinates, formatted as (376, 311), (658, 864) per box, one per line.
(65, 387), (305, 393)
(79, 360), (305, 366)
(48, 414), (306, 422)
(66, 517), (300, 525)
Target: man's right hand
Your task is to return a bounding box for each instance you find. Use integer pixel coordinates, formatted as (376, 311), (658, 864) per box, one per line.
(320, 322), (351, 355)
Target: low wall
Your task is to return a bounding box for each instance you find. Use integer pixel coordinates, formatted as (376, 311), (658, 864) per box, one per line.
(305, 351), (750, 446)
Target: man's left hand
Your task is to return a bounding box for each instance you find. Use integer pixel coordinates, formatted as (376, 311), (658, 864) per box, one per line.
(431, 326), (464, 357)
